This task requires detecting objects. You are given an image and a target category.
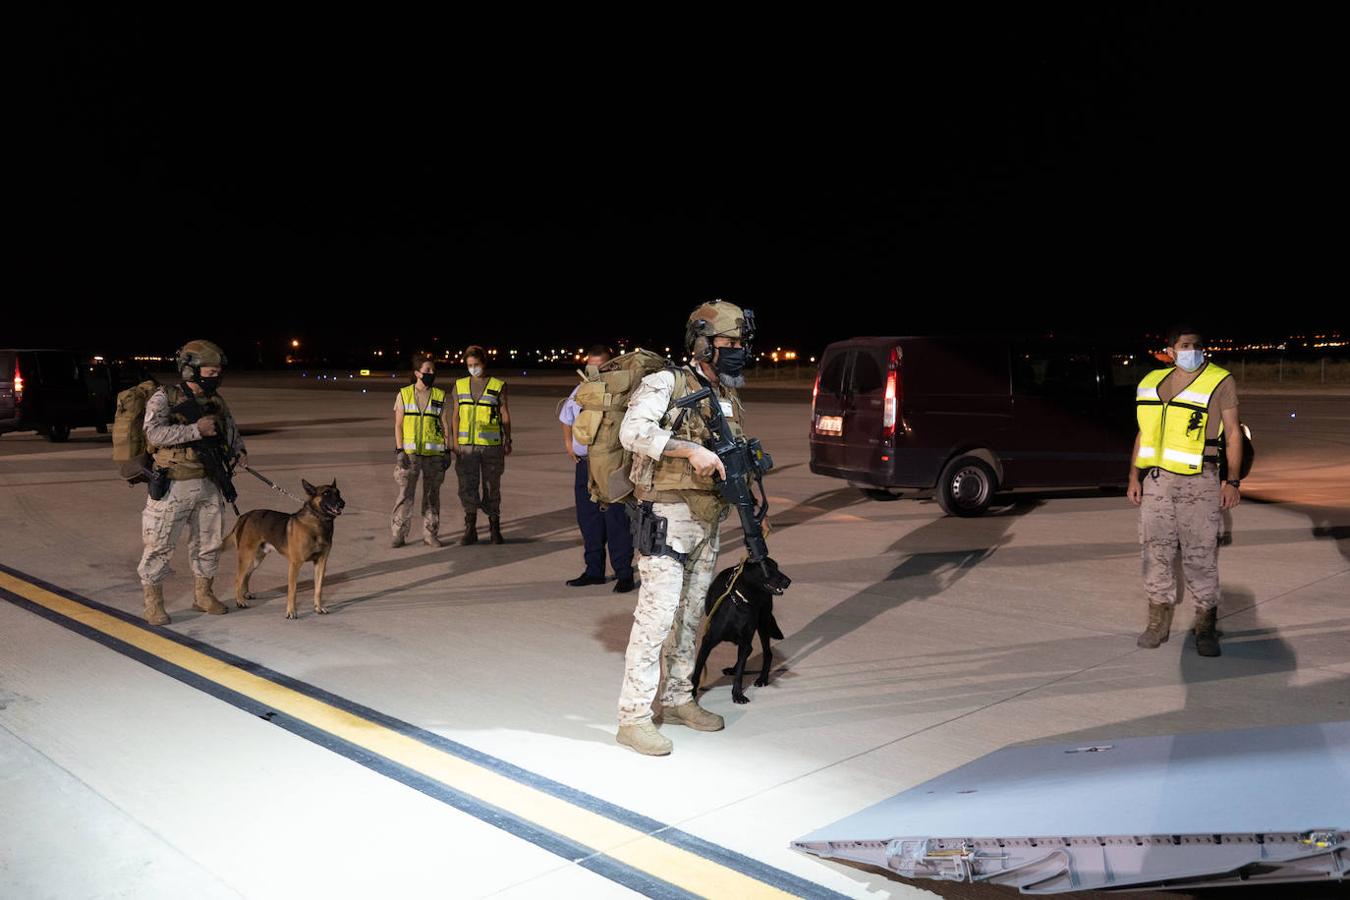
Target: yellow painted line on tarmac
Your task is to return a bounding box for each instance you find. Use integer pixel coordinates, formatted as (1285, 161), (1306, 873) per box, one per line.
(0, 569), (808, 899)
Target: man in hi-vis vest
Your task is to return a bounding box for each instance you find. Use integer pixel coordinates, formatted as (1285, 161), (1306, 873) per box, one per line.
(615, 299), (755, 756)
(450, 345), (510, 545)
(392, 352), (452, 547)
(1128, 324), (1241, 657)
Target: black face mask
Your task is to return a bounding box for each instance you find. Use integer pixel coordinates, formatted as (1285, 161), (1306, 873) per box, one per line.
(419, 372), (436, 387)
(197, 375), (221, 395)
(714, 347), (747, 378)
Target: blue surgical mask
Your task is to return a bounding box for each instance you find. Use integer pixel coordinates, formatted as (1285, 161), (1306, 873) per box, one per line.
(1175, 349), (1205, 372)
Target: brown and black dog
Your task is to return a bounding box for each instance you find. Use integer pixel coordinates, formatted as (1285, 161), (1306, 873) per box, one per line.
(220, 479), (345, 619)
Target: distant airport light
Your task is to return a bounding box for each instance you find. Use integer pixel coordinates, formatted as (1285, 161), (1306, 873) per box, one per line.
(291, 339), (300, 348)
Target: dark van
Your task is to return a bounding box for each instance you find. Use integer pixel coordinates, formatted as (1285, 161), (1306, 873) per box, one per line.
(809, 336), (1150, 516)
(0, 350), (117, 442)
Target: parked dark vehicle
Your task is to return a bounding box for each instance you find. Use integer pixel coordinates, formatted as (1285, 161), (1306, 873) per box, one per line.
(809, 336), (1150, 516)
(0, 350), (122, 442)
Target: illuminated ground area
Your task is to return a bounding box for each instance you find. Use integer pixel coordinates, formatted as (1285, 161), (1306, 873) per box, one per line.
(2, 384), (1346, 899)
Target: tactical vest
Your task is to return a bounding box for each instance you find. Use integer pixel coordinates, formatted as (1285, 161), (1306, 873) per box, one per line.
(151, 384), (233, 480)
(400, 384), (448, 455)
(632, 368), (744, 520)
(1135, 362), (1231, 475)
(455, 376), (505, 446)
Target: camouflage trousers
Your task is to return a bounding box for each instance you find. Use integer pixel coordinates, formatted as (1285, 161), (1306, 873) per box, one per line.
(392, 454), (448, 539)
(456, 444), (505, 518)
(618, 501), (721, 725)
(1138, 461), (1222, 610)
(137, 477), (225, 585)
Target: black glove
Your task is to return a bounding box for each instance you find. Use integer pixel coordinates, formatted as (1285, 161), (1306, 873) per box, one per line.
(440, 453), (452, 471)
(396, 449), (411, 469)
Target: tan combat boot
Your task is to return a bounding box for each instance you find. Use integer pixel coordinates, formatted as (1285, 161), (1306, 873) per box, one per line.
(1136, 602), (1175, 649)
(1193, 606), (1221, 657)
(193, 576), (229, 615)
(616, 722), (673, 756)
(662, 700), (725, 732)
(142, 582), (170, 626)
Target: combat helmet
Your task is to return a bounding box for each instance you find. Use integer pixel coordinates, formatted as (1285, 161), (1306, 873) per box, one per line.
(684, 299), (757, 362)
(175, 339), (228, 381)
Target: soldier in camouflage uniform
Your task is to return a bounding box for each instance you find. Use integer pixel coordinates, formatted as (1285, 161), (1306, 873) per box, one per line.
(616, 300), (755, 756)
(1128, 325), (1242, 657)
(138, 340), (246, 625)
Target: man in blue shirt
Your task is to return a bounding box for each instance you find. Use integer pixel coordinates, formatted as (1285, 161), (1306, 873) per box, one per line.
(560, 344), (635, 592)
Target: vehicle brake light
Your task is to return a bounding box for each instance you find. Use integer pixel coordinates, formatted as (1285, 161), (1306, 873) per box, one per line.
(13, 361), (23, 397)
(883, 348), (899, 437)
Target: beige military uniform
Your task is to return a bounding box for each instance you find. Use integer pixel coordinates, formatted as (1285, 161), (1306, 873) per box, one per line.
(136, 386), (243, 586)
(616, 368), (742, 726)
(1138, 364), (1238, 610)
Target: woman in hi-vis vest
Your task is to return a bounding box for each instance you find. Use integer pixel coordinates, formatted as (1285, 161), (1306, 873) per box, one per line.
(451, 345), (510, 544)
(392, 353), (452, 547)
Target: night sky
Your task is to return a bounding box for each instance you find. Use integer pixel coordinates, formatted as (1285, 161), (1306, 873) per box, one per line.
(17, 8), (1339, 358)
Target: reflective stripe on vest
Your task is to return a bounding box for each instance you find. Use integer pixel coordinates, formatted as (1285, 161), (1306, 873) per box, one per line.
(400, 385), (447, 456)
(1135, 363), (1230, 475)
(455, 376), (505, 446)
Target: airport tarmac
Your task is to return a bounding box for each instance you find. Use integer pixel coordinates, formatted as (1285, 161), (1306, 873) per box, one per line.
(1, 380), (1346, 899)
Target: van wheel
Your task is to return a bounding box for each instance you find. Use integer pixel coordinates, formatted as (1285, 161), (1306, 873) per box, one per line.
(96, 423), (108, 434)
(46, 424), (71, 443)
(937, 456), (996, 517)
(860, 488), (901, 501)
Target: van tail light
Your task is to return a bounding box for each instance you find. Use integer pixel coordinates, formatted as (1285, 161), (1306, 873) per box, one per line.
(13, 360), (23, 400)
(882, 348), (899, 438)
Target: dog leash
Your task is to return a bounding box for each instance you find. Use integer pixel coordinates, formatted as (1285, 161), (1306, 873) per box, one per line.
(242, 465), (309, 505)
(704, 557), (749, 624)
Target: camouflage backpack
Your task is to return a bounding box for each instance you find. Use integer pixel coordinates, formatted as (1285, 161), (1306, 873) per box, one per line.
(572, 349), (673, 504)
(112, 379), (160, 482)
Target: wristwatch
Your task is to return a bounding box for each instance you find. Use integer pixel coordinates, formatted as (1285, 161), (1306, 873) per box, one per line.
(1224, 479), (1241, 488)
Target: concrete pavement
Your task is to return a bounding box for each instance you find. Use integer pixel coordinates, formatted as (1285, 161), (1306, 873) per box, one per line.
(1, 383), (1346, 898)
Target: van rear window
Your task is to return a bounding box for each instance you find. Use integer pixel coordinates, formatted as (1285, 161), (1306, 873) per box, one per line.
(849, 351), (885, 394)
(818, 351), (850, 395)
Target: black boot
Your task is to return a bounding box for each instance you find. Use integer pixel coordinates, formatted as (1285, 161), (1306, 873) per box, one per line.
(460, 514), (478, 545)
(1194, 606), (1221, 657)
(488, 516), (504, 544)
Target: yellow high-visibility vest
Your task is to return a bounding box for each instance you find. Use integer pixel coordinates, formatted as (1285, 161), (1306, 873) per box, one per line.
(399, 385), (447, 455)
(1135, 362), (1231, 474)
(455, 376), (505, 446)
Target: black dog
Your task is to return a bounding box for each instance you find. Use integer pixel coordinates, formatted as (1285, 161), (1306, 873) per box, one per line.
(691, 557), (792, 704)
